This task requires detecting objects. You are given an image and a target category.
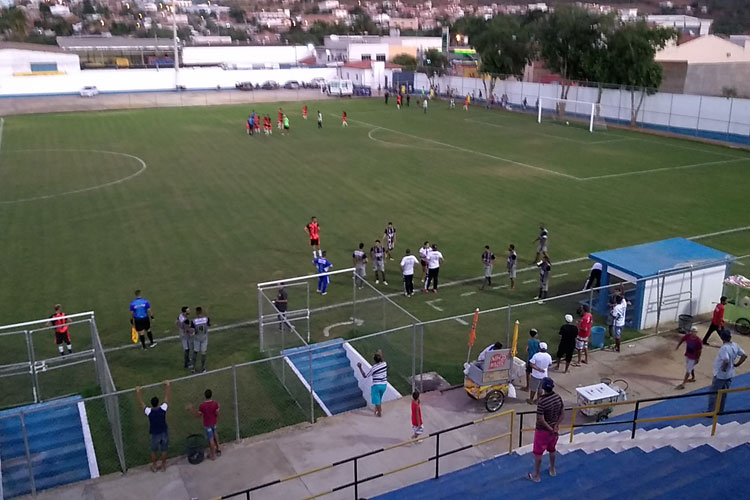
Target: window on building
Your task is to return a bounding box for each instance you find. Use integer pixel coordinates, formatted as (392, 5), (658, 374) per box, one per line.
(361, 54), (372, 61)
(376, 54), (386, 61)
(30, 62), (58, 72)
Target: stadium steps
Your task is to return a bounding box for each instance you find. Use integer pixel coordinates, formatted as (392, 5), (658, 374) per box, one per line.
(376, 375), (750, 500)
(0, 396), (94, 498)
(283, 339), (367, 415)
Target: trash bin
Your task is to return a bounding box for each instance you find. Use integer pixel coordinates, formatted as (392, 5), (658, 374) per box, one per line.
(186, 434), (205, 465)
(678, 315), (693, 333)
(591, 326), (606, 349)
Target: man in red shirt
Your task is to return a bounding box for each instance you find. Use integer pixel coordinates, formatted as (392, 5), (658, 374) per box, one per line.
(277, 108), (283, 130)
(303, 104), (307, 120)
(676, 326), (703, 390)
(188, 389), (221, 460)
(305, 216), (321, 258)
(703, 296), (727, 345)
(574, 304), (593, 366)
(48, 304), (72, 356)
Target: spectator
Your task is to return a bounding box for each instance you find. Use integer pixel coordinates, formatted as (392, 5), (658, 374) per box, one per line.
(675, 327), (703, 390)
(527, 377), (564, 483)
(583, 262), (602, 290)
(527, 342), (552, 405)
(411, 391), (423, 439)
(612, 295), (627, 352)
(575, 305), (593, 366)
(707, 329), (747, 414)
(522, 329), (541, 392)
(136, 381), (171, 472)
(703, 296), (727, 346)
(358, 350), (388, 417)
(478, 341), (503, 363)
(187, 389), (221, 460)
(273, 285), (288, 330)
(554, 315), (578, 373)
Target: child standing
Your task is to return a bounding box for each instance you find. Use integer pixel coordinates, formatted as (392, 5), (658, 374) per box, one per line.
(522, 329), (541, 392)
(411, 391), (423, 439)
(342, 111), (348, 127)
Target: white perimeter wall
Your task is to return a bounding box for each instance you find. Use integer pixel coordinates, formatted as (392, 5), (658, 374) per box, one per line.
(641, 264), (727, 329)
(413, 73), (750, 138)
(182, 46), (314, 65)
(0, 49), (81, 76)
(0, 66), (338, 96)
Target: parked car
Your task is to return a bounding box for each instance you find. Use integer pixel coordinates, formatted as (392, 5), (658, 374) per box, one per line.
(261, 80), (279, 90)
(353, 85), (372, 97)
(80, 86), (98, 97)
(235, 82), (255, 91)
(307, 77), (326, 88)
(283, 80), (300, 89)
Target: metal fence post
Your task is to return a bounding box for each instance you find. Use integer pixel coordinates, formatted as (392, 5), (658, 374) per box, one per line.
(419, 323), (424, 392)
(631, 400), (640, 440)
(20, 412), (36, 496)
(696, 95), (703, 135)
(434, 433), (440, 479)
(258, 288), (265, 352)
(411, 324), (417, 392)
(506, 305), (512, 349)
(233, 364), (240, 441)
(519, 413), (524, 448)
(309, 348), (315, 423)
(353, 458), (359, 500)
(352, 272), (357, 327)
(726, 97), (734, 142)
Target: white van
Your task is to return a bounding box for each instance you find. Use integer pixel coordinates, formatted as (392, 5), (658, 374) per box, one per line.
(326, 79), (353, 97)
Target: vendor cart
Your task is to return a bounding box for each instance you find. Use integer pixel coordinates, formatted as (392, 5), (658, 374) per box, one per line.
(576, 379), (628, 422)
(723, 275), (750, 335)
(463, 349), (513, 412)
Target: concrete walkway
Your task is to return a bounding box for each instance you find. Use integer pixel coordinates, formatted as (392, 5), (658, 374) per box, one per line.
(21, 325), (750, 500)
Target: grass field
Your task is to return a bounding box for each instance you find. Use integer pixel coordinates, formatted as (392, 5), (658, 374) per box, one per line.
(1, 97), (749, 469)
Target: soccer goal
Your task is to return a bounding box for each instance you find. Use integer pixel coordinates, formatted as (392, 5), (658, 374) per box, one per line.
(537, 96), (607, 132)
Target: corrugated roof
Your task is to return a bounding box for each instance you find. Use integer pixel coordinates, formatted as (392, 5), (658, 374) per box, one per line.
(0, 42), (66, 53)
(57, 36), (176, 50)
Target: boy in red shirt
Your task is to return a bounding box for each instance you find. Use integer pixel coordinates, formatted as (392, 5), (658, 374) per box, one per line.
(676, 327), (703, 389)
(411, 391), (423, 439)
(188, 389), (221, 459)
(703, 296), (727, 345)
(574, 304), (593, 366)
(342, 110), (348, 127)
(278, 108), (283, 130)
(303, 104), (308, 120)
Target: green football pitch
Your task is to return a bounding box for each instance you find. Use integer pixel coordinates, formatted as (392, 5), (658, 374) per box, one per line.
(1, 97), (749, 388)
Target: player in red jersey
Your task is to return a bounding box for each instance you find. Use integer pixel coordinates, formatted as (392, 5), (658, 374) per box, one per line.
(396, 94), (402, 109)
(342, 111), (348, 127)
(277, 108), (283, 130)
(254, 113), (260, 133)
(305, 216), (321, 257)
(47, 304), (72, 356)
(303, 105), (308, 120)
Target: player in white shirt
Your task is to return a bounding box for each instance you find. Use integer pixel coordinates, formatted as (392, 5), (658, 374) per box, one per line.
(400, 249), (420, 297)
(424, 244), (444, 294)
(418, 241), (430, 284)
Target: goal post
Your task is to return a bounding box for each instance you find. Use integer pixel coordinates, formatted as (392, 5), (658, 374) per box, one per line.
(537, 96), (604, 133)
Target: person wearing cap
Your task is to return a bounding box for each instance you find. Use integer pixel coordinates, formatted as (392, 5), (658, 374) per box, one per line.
(675, 326), (703, 390)
(555, 315), (578, 373)
(527, 342), (552, 405)
(707, 329), (747, 413)
(528, 377), (564, 483)
(575, 304), (593, 366)
(703, 296), (727, 346)
(477, 341), (503, 364)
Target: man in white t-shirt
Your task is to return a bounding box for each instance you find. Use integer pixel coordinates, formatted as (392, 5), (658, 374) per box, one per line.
(612, 295), (627, 352)
(400, 249), (420, 297)
(419, 241), (430, 284)
(527, 342), (552, 405)
(423, 244), (444, 294)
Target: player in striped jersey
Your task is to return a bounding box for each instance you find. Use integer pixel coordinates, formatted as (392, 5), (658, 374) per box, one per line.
(353, 243), (368, 289)
(419, 241), (430, 284)
(533, 224), (549, 264)
(535, 256), (552, 301)
(191, 307), (210, 373)
(371, 240), (387, 285)
(481, 245), (496, 290)
(383, 222), (397, 261)
(357, 349), (388, 417)
(507, 244), (517, 290)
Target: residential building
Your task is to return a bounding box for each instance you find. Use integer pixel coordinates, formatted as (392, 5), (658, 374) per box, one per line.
(389, 18), (419, 30)
(646, 15), (713, 36)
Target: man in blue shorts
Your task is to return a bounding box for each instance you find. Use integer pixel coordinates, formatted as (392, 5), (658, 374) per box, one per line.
(130, 290), (157, 349)
(137, 381), (171, 472)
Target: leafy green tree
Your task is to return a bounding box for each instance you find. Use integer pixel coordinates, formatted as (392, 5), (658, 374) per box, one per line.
(228, 5), (245, 24)
(606, 21), (676, 125)
(0, 7), (28, 40)
(82, 0), (96, 15)
(420, 48), (449, 87)
(392, 53), (417, 70)
(537, 6), (606, 101)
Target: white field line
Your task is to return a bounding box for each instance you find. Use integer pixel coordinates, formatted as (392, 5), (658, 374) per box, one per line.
(492, 285), (509, 290)
(0, 117), (4, 154)
(587, 138), (635, 145)
(460, 291), (476, 297)
(425, 299), (444, 312)
(465, 118), (590, 144)
(580, 157), (750, 181)
(522, 278), (537, 284)
(552, 273), (569, 278)
(454, 318), (469, 326)
(737, 261), (746, 266)
(367, 127), (451, 151)
(103, 224), (750, 353)
(344, 115), (581, 180)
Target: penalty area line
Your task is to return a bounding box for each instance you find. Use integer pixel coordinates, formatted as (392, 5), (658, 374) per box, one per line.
(580, 157), (749, 181)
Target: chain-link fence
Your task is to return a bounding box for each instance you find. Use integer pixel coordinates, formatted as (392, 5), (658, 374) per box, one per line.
(410, 72), (750, 147)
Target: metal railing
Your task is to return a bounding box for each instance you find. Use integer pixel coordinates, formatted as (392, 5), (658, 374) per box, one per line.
(517, 385), (750, 449)
(219, 409), (516, 500)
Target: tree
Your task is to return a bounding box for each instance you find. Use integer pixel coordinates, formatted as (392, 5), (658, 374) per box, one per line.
(537, 6), (607, 101)
(0, 7), (29, 40)
(82, 0), (96, 15)
(465, 15), (535, 101)
(606, 21), (676, 125)
(392, 53), (417, 71)
(421, 48), (449, 87)
(228, 5), (245, 24)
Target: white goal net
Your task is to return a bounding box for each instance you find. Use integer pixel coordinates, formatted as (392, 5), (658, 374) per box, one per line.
(537, 97), (607, 132)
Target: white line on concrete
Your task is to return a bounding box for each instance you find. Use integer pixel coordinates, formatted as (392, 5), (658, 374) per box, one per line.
(425, 299), (444, 312)
(345, 115), (581, 180)
(454, 318), (469, 326)
(580, 157), (749, 181)
(552, 273), (569, 278)
(460, 291), (476, 297)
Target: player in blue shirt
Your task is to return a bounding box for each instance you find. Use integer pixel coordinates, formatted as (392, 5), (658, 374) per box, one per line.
(130, 289), (157, 349)
(313, 251), (333, 295)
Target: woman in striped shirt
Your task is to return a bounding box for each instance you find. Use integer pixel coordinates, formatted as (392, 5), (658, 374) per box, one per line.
(358, 350), (388, 417)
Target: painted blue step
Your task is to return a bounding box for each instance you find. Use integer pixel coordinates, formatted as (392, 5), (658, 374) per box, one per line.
(284, 339), (367, 415)
(1, 423), (86, 458)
